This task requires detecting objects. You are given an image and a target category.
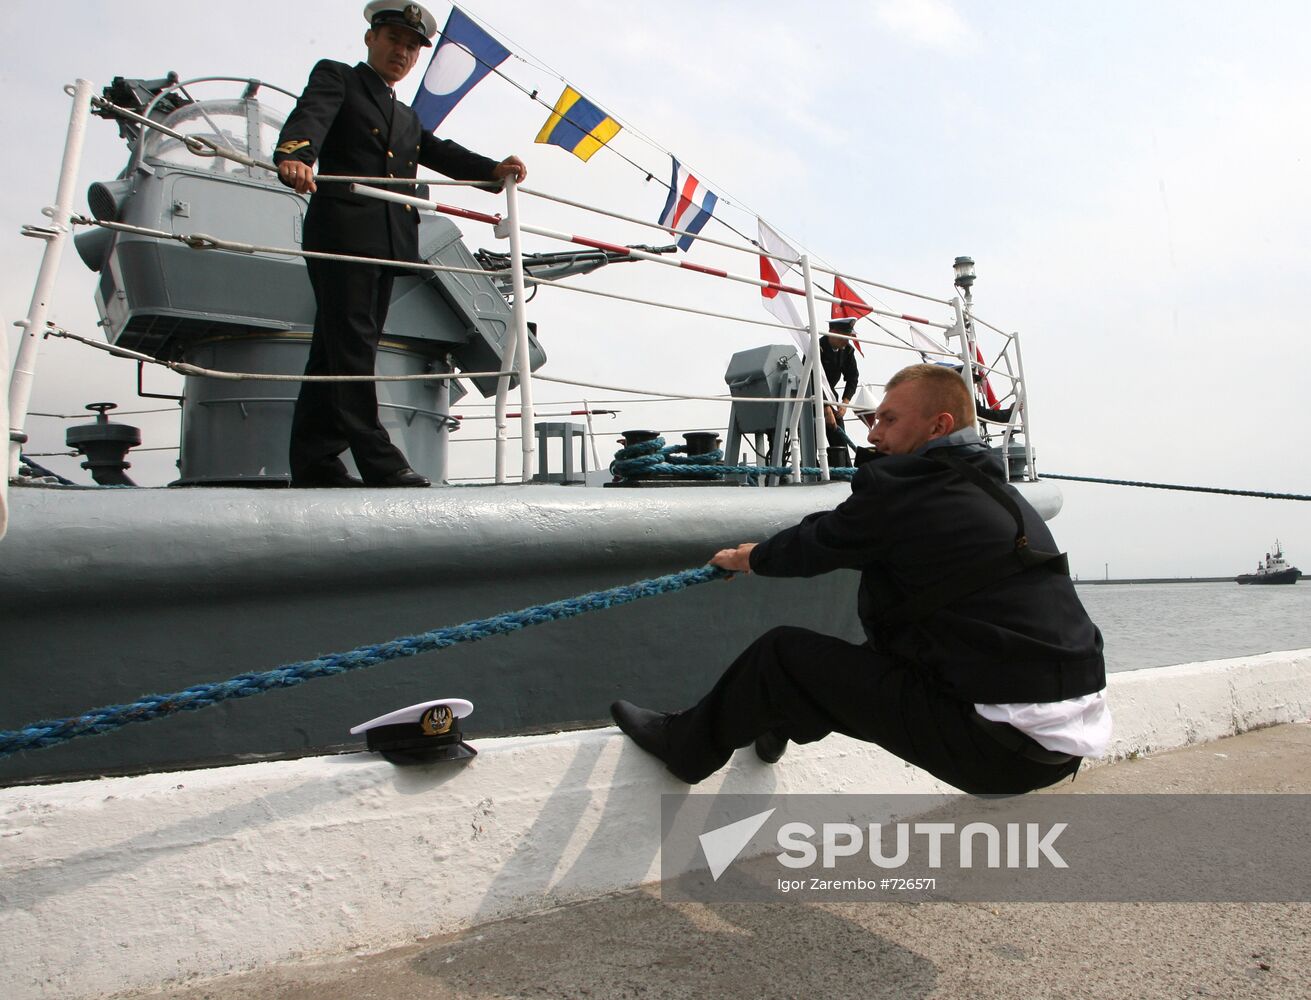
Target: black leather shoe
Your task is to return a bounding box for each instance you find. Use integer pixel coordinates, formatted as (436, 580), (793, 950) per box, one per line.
(372, 466), (431, 488)
(610, 700), (685, 773)
(755, 730), (789, 765)
(290, 470), (363, 488)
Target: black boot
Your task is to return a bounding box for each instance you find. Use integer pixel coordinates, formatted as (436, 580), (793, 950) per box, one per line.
(755, 730), (789, 764)
(610, 701), (696, 782)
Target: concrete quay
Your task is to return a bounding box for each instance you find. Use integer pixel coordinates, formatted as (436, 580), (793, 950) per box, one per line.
(111, 721), (1311, 1000)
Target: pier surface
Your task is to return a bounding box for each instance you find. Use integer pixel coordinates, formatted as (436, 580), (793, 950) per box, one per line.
(113, 722), (1310, 1000)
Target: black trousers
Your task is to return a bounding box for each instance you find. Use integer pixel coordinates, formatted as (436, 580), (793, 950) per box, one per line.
(664, 625), (1081, 794)
(824, 418), (850, 448)
(824, 422), (850, 466)
(290, 257), (408, 482)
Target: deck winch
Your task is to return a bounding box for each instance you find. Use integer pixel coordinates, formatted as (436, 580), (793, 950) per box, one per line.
(723, 345), (819, 475)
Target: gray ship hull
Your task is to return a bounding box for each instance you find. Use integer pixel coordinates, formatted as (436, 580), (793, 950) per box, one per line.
(0, 482), (863, 785)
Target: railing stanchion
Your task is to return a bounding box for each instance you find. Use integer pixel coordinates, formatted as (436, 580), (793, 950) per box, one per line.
(1012, 331), (1036, 478)
(582, 397), (601, 473)
(950, 296), (974, 400)
(784, 361), (811, 482)
(8, 79), (93, 479)
(503, 176), (536, 483)
(801, 255), (829, 481)
(492, 323), (518, 485)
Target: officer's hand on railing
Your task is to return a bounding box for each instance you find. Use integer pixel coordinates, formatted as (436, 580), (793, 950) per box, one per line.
(278, 160), (316, 194)
(493, 156), (528, 184)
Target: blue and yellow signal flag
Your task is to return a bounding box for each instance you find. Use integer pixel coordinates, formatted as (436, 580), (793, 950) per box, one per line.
(535, 86), (622, 162)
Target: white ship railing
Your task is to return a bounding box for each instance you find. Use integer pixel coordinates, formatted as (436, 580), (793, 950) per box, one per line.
(7, 79), (94, 481)
(7, 77), (1039, 488)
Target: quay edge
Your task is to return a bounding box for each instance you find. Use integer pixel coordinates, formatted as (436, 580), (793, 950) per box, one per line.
(0, 648), (1308, 999)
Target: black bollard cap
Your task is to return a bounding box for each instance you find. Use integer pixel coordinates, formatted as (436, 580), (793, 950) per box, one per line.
(621, 429), (659, 445)
(682, 431), (720, 457)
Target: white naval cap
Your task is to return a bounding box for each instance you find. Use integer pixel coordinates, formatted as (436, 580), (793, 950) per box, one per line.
(351, 697), (476, 765)
(364, 1), (439, 46)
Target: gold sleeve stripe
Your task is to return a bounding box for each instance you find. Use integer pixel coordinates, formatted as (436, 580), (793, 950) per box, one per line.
(276, 140), (311, 155)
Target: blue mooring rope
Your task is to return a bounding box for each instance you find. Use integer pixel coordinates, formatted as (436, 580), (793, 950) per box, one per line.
(0, 565), (731, 758)
(610, 436), (857, 481)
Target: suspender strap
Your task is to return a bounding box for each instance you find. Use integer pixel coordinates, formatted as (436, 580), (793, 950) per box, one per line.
(879, 450), (1069, 627)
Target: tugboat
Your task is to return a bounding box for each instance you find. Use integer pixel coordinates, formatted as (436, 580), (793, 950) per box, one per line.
(1235, 541), (1302, 584)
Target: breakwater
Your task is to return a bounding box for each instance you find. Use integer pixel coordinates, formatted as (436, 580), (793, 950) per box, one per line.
(1076, 577), (1232, 585)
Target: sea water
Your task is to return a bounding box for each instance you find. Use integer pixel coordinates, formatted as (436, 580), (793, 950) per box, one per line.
(1075, 581), (1311, 673)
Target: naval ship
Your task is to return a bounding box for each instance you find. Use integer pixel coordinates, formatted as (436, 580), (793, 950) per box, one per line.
(0, 71), (1057, 787)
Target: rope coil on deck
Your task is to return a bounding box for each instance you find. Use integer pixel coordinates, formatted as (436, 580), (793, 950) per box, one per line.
(609, 436), (857, 481)
(0, 566), (730, 758)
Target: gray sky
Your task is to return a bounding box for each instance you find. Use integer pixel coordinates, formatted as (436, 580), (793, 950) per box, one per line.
(3, 0), (1309, 578)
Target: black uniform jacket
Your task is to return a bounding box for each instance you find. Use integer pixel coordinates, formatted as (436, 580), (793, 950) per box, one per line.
(821, 339), (859, 402)
(749, 440), (1105, 704)
(273, 59), (501, 261)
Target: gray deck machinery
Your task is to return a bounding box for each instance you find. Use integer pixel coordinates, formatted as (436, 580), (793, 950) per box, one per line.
(72, 75), (660, 485)
(723, 345), (820, 479)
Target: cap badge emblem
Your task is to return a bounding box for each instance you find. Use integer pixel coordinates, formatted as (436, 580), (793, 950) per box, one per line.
(421, 704), (454, 736)
(403, 4), (423, 28)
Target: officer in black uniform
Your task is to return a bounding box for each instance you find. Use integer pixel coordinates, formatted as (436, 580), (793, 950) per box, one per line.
(274, 2), (527, 488)
(819, 315), (860, 465)
(612, 363), (1106, 795)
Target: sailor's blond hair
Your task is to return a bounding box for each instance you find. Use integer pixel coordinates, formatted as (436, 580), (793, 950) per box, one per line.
(885, 364), (975, 429)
